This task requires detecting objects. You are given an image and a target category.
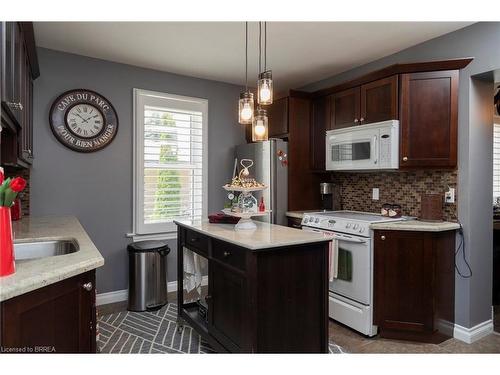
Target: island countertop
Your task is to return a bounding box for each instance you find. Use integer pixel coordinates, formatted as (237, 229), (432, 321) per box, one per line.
(0, 216), (104, 302)
(174, 219), (330, 250)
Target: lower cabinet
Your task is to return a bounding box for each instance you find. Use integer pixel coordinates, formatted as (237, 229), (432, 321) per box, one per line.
(374, 230), (455, 343)
(0, 270), (96, 353)
(208, 261), (246, 352)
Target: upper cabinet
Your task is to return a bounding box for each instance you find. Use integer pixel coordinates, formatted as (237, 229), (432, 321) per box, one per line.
(267, 96), (289, 137)
(1, 22), (39, 167)
(330, 75), (398, 130)
(310, 95), (330, 170)
(330, 87), (360, 129)
(360, 75), (398, 124)
(399, 70), (458, 168)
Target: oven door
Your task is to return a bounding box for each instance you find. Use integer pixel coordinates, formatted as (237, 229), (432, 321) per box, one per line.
(326, 127), (379, 171)
(303, 226), (371, 305)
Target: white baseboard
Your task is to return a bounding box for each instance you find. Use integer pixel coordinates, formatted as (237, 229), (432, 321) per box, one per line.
(96, 276), (208, 306)
(454, 319), (494, 344)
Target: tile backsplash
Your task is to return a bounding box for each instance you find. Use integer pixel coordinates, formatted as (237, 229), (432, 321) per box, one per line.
(329, 170), (458, 221)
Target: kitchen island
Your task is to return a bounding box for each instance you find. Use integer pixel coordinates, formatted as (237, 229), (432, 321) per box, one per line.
(174, 220), (331, 353)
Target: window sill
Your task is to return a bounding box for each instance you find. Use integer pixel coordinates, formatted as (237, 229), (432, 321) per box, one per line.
(126, 231), (177, 242)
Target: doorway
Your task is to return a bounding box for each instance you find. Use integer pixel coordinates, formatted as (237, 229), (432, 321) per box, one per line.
(493, 82), (500, 333)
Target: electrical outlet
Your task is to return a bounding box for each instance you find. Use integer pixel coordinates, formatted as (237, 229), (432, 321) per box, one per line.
(372, 188), (379, 201)
(445, 187), (455, 204)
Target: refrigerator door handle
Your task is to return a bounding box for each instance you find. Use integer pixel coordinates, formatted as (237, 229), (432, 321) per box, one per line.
(270, 140), (277, 224)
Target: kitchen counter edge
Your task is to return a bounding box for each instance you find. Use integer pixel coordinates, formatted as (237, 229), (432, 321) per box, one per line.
(174, 219), (330, 250)
(370, 220), (460, 232)
(0, 216), (105, 302)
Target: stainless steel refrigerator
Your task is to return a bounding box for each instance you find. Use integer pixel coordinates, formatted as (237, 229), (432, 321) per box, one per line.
(234, 139), (288, 225)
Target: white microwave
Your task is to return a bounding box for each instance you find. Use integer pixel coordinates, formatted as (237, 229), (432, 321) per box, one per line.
(326, 120), (399, 171)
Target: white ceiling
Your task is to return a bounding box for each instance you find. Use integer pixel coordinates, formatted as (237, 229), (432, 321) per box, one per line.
(34, 22), (473, 91)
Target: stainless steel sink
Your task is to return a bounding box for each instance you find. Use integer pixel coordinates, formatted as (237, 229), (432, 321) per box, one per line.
(14, 240), (79, 260)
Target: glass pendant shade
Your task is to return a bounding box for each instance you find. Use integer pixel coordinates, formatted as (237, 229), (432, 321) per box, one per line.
(238, 92), (254, 124)
(257, 70), (273, 105)
(252, 108), (269, 142)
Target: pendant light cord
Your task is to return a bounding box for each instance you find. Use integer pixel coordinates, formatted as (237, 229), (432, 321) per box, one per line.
(264, 22), (267, 71)
(245, 22), (248, 91)
(258, 22), (262, 74)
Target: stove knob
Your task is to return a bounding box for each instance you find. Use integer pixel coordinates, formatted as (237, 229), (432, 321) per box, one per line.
(315, 218), (320, 224)
(353, 224), (359, 230)
(359, 227), (365, 233)
(303, 217), (309, 223)
(345, 223), (351, 229)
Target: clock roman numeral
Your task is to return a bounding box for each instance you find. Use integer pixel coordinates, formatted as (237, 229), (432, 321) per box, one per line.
(95, 120), (101, 124)
(76, 128), (82, 134)
(83, 106), (88, 113)
(93, 125), (100, 130)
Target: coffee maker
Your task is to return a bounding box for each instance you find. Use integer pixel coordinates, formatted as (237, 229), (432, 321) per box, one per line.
(320, 183), (341, 211)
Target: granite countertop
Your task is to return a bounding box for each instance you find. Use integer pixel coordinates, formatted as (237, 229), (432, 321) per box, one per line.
(371, 220), (460, 232)
(285, 210), (320, 219)
(0, 216), (104, 302)
(174, 219), (330, 250)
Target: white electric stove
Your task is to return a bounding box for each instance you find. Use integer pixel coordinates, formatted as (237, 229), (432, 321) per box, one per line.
(301, 210), (407, 336)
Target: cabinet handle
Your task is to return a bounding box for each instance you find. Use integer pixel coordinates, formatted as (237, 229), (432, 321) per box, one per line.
(190, 237), (198, 242)
(23, 149), (33, 158)
(402, 156), (408, 162)
(354, 118), (359, 123)
(380, 235), (386, 241)
(360, 117), (365, 123)
(223, 251), (231, 258)
(82, 282), (93, 291)
(7, 102), (23, 111)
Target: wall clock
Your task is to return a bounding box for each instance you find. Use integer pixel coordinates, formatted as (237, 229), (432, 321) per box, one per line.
(49, 89), (118, 152)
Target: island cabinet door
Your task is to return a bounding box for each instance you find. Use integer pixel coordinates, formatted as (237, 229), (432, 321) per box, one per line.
(208, 261), (247, 352)
(374, 231), (435, 339)
(0, 271), (96, 353)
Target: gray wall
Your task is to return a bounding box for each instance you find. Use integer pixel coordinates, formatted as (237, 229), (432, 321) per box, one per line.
(32, 48), (245, 294)
(301, 22), (500, 328)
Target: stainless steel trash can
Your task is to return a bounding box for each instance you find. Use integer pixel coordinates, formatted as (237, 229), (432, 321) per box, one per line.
(127, 240), (170, 312)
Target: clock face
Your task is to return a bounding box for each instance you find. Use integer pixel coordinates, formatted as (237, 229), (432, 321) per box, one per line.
(66, 104), (104, 138)
(49, 89), (118, 152)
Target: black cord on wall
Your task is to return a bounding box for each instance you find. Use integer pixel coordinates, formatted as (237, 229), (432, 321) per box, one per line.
(455, 220), (472, 278)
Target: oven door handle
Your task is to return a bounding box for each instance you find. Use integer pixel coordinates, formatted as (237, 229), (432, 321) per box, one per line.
(303, 227), (367, 244)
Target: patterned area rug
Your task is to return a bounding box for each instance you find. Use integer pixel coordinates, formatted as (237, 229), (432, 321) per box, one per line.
(98, 303), (346, 354)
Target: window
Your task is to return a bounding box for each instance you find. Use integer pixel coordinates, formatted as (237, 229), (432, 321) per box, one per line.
(134, 89), (208, 235)
(494, 123), (500, 202)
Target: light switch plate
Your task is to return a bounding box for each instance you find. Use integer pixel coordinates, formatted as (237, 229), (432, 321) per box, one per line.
(372, 188), (380, 201)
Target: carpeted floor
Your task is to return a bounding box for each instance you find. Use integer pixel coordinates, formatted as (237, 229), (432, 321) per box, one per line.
(98, 303), (347, 354)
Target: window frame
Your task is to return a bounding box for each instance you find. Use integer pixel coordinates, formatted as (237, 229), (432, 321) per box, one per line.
(133, 88), (208, 236)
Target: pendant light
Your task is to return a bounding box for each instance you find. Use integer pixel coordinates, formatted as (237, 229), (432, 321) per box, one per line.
(252, 107), (269, 142)
(238, 22), (254, 124)
(257, 22), (273, 105)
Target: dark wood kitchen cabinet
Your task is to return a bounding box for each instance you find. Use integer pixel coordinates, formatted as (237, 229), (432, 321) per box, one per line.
(330, 76), (398, 130)
(1, 22), (39, 167)
(330, 87), (360, 129)
(267, 96), (289, 138)
(0, 271), (97, 353)
(360, 75), (398, 124)
(374, 230), (455, 343)
(310, 95), (330, 171)
(399, 70), (458, 168)
(177, 225), (329, 353)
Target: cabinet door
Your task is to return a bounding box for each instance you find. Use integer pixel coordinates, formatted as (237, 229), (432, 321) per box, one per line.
(400, 70), (458, 168)
(267, 97), (289, 137)
(360, 75), (398, 124)
(0, 271), (96, 353)
(208, 261), (246, 352)
(310, 95), (329, 170)
(374, 231), (434, 335)
(330, 87), (360, 129)
(1, 23), (15, 115)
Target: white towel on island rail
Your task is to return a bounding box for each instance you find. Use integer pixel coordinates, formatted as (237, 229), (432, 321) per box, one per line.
(183, 250), (203, 293)
(329, 237), (339, 282)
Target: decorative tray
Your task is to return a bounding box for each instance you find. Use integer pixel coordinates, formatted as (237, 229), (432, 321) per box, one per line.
(222, 185), (268, 193)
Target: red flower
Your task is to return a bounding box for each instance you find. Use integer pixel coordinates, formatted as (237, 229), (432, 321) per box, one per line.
(9, 177), (26, 193)
(0, 169), (3, 184)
